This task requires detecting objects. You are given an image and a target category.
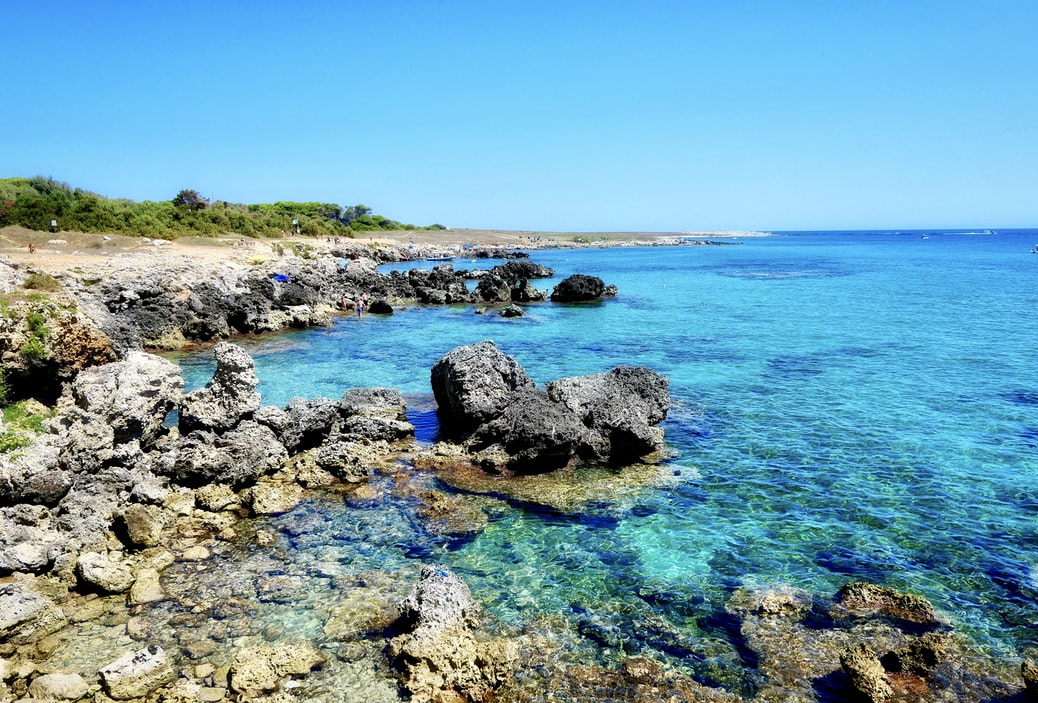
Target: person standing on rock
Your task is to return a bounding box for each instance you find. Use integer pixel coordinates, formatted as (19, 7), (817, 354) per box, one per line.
(357, 294), (366, 317)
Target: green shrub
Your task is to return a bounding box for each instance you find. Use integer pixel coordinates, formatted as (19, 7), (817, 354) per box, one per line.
(23, 272), (61, 291)
(20, 336), (48, 360)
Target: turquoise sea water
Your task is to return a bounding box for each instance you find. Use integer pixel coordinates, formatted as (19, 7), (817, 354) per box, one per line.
(178, 229), (1038, 665)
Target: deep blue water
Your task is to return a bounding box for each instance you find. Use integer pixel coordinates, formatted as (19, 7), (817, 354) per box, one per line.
(177, 229), (1038, 660)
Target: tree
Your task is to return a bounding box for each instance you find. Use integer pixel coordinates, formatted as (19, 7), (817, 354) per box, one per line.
(172, 189), (209, 211)
(341, 204), (372, 225)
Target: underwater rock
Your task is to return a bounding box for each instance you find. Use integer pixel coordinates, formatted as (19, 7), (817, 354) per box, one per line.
(179, 342), (262, 434)
(884, 631), (951, 675)
(27, 671), (90, 700)
(832, 581), (939, 627)
(99, 645), (176, 700)
(841, 642), (893, 703)
(228, 640), (325, 694)
(414, 490), (489, 538)
(0, 581), (67, 644)
(431, 340), (536, 432)
(390, 565), (515, 702)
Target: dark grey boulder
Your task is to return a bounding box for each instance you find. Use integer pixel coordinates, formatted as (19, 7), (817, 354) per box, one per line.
(550, 274), (615, 302)
(500, 304), (525, 318)
(430, 341), (536, 432)
(368, 299), (394, 314)
(467, 388), (592, 473)
(279, 398), (342, 453)
(491, 260), (555, 283)
(339, 387), (408, 421)
(474, 275), (511, 303)
(511, 279), (546, 303)
(547, 366), (670, 461)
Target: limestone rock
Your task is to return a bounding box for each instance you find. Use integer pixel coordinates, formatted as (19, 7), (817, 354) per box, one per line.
(547, 365), (670, 461)
(76, 551), (135, 593)
(840, 642), (893, 703)
(0, 581), (67, 644)
(430, 340), (535, 432)
(390, 565), (514, 702)
(156, 421), (287, 486)
(466, 387), (592, 473)
(249, 482), (303, 516)
(99, 645), (176, 700)
(128, 567), (165, 605)
(27, 672), (90, 700)
(339, 387), (408, 421)
(179, 342), (262, 434)
(397, 564), (481, 632)
(278, 398), (342, 453)
(1023, 658), (1038, 700)
(886, 631), (951, 675)
(118, 503), (168, 549)
(833, 581), (939, 626)
(550, 273), (614, 302)
(389, 624), (515, 703)
(229, 640), (325, 694)
(68, 351), (183, 448)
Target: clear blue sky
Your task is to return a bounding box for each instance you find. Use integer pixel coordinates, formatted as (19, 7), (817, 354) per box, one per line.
(4, 1), (1036, 231)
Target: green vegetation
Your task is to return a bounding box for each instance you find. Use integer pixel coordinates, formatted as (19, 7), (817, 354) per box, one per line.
(23, 272), (61, 291)
(18, 303), (52, 361)
(0, 176), (447, 239)
(0, 400), (54, 453)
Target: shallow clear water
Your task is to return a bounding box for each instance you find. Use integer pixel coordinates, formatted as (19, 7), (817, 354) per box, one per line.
(176, 229), (1038, 661)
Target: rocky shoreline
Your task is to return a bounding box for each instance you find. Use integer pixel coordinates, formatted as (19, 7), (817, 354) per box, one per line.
(1, 241), (1036, 702)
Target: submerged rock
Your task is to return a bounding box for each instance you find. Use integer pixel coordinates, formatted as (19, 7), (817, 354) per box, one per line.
(0, 581), (67, 644)
(229, 640), (325, 694)
(98, 645), (176, 700)
(832, 581), (940, 626)
(389, 565), (516, 702)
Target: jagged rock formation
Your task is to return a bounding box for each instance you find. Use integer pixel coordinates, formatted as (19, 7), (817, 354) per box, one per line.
(430, 340), (669, 472)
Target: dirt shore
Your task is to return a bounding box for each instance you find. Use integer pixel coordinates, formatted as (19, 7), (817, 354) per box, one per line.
(0, 225), (760, 275)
